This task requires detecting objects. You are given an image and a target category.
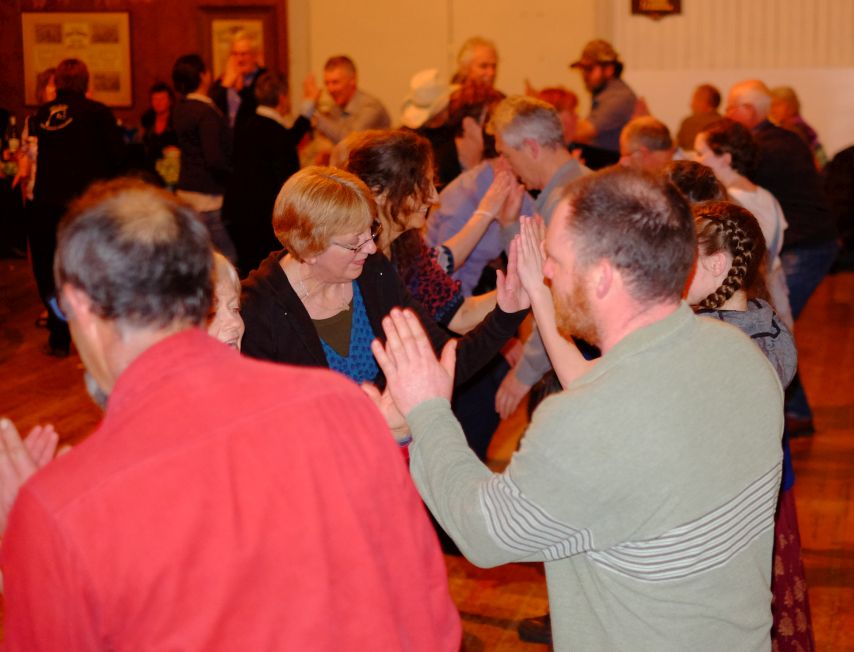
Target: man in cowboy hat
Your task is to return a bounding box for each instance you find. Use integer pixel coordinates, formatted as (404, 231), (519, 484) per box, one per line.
(570, 39), (637, 169)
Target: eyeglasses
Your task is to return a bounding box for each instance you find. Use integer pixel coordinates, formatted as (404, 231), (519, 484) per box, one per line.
(331, 222), (383, 253)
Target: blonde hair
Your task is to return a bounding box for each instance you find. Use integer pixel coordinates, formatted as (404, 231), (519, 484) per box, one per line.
(272, 166), (377, 261)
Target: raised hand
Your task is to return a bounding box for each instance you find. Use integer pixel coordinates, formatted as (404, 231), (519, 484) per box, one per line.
(476, 170), (513, 219)
(371, 309), (457, 417)
(0, 418), (58, 535)
(496, 235), (532, 314)
(361, 382), (411, 443)
(303, 73), (321, 102)
(514, 215), (549, 298)
(497, 180), (525, 228)
(221, 55), (242, 89)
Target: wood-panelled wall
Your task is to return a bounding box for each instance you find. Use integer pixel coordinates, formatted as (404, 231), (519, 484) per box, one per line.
(0, 0), (289, 127)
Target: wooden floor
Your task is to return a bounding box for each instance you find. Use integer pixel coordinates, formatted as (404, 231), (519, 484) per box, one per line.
(1, 255), (852, 650)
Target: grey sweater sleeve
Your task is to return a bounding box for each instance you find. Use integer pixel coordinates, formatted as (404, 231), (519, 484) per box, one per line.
(408, 398), (587, 568)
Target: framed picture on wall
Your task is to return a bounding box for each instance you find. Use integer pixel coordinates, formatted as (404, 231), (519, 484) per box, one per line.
(198, 6), (278, 81)
(631, 0), (682, 19)
(21, 12), (133, 107)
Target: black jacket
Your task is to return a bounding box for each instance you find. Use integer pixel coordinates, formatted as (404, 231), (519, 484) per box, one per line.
(223, 113), (310, 275)
(751, 120), (836, 249)
(32, 90), (125, 208)
(241, 250), (526, 387)
(173, 97), (231, 195)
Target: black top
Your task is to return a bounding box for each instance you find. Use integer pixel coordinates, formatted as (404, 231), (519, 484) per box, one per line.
(241, 250), (527, 388)
(222, 113), (310, 276)
(140, 108), (178, 169)
(413, 124), (462, 191)
(750, 120), (836, 249)
(172, 97), (232, 195)
(32, 90), (125, 208)
(825, 144), (854, 252)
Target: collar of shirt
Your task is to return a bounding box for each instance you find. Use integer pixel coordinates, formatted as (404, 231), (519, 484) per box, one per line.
(256, 105), (289, 129)
(342, 89), (363, 117)
(536, 159), (584, 213)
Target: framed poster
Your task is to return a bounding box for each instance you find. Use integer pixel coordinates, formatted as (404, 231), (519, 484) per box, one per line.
(21, 12), (132, 107)
(631, 0), (682, 19)
(199, 6), (277, 80)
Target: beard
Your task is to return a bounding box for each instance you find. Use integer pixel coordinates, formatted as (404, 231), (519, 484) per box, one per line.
(553, 276), (600, 348)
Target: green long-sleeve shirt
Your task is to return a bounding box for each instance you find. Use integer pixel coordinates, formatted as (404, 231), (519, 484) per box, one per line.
(409, 302), (783, 651)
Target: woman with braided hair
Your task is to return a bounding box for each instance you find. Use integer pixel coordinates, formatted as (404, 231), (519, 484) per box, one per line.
(686, 201), (815, 652)
(694, 118), (793, 328)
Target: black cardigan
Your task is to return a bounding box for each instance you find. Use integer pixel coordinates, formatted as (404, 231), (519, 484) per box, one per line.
(241, 250), (527, 387)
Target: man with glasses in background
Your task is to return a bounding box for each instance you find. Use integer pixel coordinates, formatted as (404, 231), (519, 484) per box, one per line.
(211, 31), (266, 132)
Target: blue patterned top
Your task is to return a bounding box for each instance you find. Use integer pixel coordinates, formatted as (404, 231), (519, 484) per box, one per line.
(319, 282), (379, 384)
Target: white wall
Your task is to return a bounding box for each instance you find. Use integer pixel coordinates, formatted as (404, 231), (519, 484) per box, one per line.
(288, 0), (854, 158)
(287, 0), (596, 122)
(613, 0), (854, 158)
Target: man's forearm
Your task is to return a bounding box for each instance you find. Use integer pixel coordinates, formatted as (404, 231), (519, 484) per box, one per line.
(408, 398), (534, 568)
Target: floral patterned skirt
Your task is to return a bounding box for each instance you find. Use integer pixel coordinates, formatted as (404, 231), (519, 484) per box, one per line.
(771, 488), (815, 652)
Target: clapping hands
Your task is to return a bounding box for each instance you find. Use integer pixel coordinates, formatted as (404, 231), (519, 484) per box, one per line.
(496, 229), (532, 314)
(0, 418), (59, 535)
(512, 215), (548, 300)
(371, 309), (457, 418)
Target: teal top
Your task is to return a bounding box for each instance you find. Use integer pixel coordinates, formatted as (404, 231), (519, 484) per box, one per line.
(319, 282), (378, 384)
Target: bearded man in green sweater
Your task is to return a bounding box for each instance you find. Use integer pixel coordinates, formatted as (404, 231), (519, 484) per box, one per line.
(373, 166), (783, 652)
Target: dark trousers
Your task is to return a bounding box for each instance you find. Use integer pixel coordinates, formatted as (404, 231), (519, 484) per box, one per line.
(28, 202), (70, 350)
(452, 353), (509, 461)
(781, 239), (839, 420)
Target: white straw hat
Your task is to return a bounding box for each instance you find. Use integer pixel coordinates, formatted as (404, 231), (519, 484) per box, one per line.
(401, 69), (457, 129)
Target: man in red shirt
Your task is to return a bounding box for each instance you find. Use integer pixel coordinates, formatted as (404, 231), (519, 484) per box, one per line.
(0, 178), (461, 651)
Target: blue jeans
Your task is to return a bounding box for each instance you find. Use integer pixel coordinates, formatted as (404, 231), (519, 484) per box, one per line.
(780, 239), (838, 419)
(780, 239), (839, 320)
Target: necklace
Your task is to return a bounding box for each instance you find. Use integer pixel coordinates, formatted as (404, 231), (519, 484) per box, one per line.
(296, 263), (352, 313)
(295, 263), (314, 299)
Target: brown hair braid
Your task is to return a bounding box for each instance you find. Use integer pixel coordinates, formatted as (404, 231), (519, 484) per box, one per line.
(692, 201), (767, 309)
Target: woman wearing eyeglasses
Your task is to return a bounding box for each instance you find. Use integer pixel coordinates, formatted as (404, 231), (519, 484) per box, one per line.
(341, 129), (516, 335)
(240, 165), (529, 435)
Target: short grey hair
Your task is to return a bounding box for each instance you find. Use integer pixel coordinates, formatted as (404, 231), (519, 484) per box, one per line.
(457, 36), (497, 70)
(731, 80), (772, 120)
(487, 96), (564, 149)
(621, 117), (673, 153)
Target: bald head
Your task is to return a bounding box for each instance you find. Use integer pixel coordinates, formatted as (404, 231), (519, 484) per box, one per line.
(725, 80), (771, 129)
